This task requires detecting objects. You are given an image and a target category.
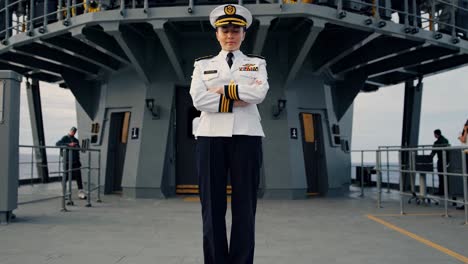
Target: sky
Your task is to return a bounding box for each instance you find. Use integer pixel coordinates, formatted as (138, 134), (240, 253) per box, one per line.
(19, 83), (77, 149)
(353, 67), (468, 150)
(18, 67), (467, 158)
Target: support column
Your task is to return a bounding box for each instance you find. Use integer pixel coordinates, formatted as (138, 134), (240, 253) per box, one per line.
(26, 79), (49, 183)
(401, 78), (423, 190)
(0, 71), (22, 224)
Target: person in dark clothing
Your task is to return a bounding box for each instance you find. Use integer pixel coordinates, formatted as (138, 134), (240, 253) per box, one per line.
(56, 126), (86, 199)
(430, 129), (450, 195)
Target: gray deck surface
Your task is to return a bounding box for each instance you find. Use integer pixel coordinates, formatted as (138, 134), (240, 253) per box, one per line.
(1, 184), (467, 264)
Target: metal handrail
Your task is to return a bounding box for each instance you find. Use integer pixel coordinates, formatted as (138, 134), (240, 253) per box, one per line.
(18, 144), (102, 211)
(378, 144), (455, 193)
(0, 0), (467, 43)
(311, 0), (468, 38)
(353, 145), (468, 225)
(350, 149), (378, 197)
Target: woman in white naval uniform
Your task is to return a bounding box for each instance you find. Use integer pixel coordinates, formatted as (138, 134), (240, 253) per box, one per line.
(189, 4), (268, 264)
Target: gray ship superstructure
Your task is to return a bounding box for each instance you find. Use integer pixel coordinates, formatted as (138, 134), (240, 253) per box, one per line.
(1, 0), (468, 199)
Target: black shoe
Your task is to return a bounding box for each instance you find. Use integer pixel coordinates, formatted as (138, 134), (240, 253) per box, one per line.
(456, 205), (465, 210)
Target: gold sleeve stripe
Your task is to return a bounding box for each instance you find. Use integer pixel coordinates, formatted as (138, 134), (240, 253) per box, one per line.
(224, 81), (239, 101)
(234, 84), (239, 100)
(222, 96), (227, 112)
(218, 95), (233, 113)
(218, 95), (224, 112)
(224, 84), (232, 100)
(224, 97), (229, 112)
(223, 97), (229, 112)
(229, 81), (239, 100)
(229, 82), (235, 99)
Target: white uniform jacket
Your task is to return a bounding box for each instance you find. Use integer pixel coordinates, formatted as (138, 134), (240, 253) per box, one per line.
(190, 50), (269, 137)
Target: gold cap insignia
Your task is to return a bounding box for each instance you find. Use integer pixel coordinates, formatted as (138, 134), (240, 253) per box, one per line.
(224, 5), (236, 15)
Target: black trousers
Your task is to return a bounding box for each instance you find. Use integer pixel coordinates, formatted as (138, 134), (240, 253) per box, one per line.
(197, 136), (262, 264)
(65, 161), (83, 190)
(437, 159), (445, 193)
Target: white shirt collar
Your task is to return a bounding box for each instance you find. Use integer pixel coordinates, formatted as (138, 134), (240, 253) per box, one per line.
(219, 50), (243, 61)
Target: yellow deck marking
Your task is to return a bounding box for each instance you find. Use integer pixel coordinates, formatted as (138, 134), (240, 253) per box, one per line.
(371, 213), (445, 217)
(367, 214), (468, 263)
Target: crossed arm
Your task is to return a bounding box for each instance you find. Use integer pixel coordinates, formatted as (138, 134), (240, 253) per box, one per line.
(190, 61), (269, 113)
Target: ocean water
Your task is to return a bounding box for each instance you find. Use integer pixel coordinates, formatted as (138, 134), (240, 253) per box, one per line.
(19, 151), (62, 180)
(351, 162), (440, 187)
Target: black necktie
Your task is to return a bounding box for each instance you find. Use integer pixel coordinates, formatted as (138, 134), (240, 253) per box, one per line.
(227, 52), (233, 68)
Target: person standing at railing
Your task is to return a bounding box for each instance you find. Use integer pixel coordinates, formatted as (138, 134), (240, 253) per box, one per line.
(456, 119), (468, 210)
(56, 126), (86, 200)
(430, 129), (450, 195)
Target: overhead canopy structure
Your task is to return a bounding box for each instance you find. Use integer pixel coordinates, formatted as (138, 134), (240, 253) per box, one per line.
(1, 0), (467, 198)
